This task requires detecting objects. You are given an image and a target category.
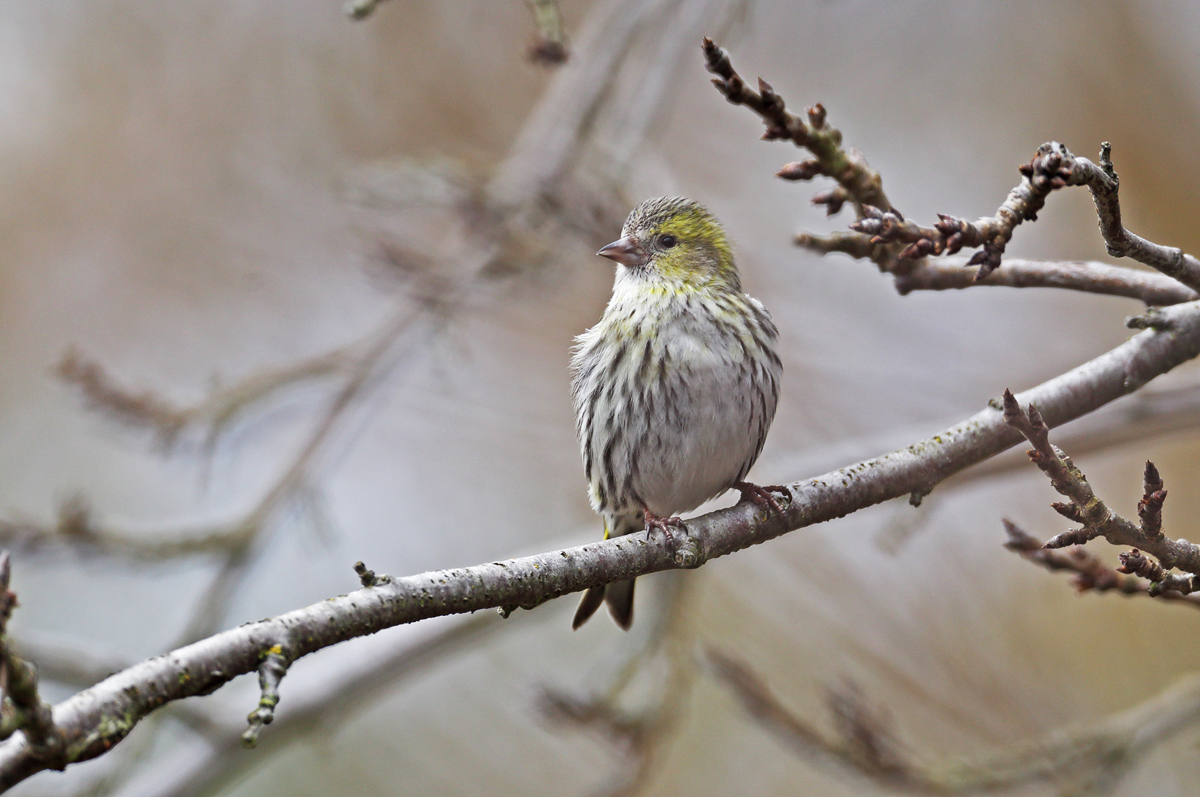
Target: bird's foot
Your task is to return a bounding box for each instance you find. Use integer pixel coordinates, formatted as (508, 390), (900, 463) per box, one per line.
(643, 508), (687, 542)
(734, 481), (788, 515)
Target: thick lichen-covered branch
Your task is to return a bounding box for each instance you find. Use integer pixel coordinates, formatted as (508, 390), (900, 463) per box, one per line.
(139, 613), (504, 797)
(4, 299), (1200, 788)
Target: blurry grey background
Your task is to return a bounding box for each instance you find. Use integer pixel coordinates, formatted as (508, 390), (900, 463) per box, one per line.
(3, 1), (1200, 795)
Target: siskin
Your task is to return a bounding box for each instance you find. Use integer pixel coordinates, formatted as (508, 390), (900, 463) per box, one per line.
(570, 197), (783, 629)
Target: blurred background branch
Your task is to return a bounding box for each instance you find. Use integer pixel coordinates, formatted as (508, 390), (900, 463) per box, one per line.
(708, 649), (1200, 795)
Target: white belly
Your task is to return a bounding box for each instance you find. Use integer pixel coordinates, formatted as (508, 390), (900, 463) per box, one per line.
(633, 350), (763, 516)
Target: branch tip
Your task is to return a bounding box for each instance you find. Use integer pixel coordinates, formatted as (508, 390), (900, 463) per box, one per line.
(1043, 528), (1096, 549)
(1000, 389), (1022, 426)
(1099, 141), (1115, 177)
(1138, 462), (1167, 541)
(1001, 519), (1041, 552)
(807, 104), (826, 129)
(811, 187), (848, 216)
(701, 37), (730, 79)
(1144, 461), (1162, 492)
(1050, 501), (1086, 523)
(777, 160), (825, 181)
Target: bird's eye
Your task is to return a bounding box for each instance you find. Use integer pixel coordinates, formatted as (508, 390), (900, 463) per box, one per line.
(659, 235), (677, 249)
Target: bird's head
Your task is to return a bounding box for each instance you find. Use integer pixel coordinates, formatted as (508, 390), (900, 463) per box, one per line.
(597, 197), (739, 292)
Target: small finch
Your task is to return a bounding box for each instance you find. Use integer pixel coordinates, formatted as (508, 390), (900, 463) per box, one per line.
(571, 197), (783, 629)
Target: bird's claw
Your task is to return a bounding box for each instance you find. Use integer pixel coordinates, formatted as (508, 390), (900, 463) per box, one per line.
(735, 481), (788, 515)
(643, 509), (687, 542)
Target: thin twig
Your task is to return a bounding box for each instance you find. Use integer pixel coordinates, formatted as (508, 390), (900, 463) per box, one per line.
(1085, 142), (1200, 293)
(1001, 389), (1200, 578)
(945, 379), (1200, 489)
(241, 643), (291, 748)
(12, 633), (132, 689)
(0, 497), (251, 561)
(706, 649), (923, 790)
(1002, 521), (1200, 610)
(702, 38), (892, 217)
(845, 144), (1075, 280)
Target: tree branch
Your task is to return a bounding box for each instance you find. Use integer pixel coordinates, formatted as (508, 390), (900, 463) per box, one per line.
(892, 258), (1198, 306)
(850, 142), (1200, 288)
(711, 39), (1200, 293)
(702, 38), (893, 217)
(795, 236), (1199, 305)
(2, 297), (1200, 787)
(1002, 389), (1200, 577)
(1084, 142), (1200, 292)
(844, 144), (1069, 279)
(0, 495), (253, 561)
(55, 345), (351, 454)
(941, 379), (1200, 491)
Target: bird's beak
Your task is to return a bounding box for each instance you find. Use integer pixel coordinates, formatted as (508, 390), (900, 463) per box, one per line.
(596, 237), (646, 268)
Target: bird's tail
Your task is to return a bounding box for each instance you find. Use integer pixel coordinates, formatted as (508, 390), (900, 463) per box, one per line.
(572, 512), (644, 630)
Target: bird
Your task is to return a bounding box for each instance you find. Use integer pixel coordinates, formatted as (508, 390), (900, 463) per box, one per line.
(570, 196), (783, 630)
